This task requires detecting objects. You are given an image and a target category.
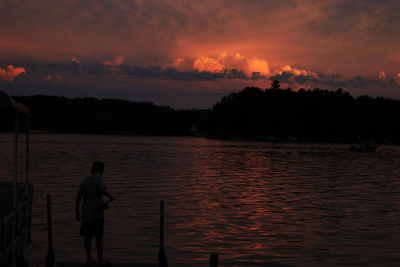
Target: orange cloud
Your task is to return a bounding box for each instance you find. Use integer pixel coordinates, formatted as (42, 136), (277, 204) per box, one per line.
(229, 52), (269, 76)
(246, 57), (269, 76)
(193, 56), (225, 73)
(0, 65), (26, 82)
(218, 51), (228, 60)
(274, 65), (318, 78)
(171, 57), (184, 68)
(192, 52), (270, 76)
(44, 74), (63, 82)
(104, 56), (125, 67)
(378, 71), (386, 79)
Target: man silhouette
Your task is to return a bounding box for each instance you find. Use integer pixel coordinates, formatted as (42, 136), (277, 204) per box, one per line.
(75, 161), (114, 266)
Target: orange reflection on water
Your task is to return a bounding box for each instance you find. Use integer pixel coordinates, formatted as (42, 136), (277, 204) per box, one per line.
(165, 140), (293, 265)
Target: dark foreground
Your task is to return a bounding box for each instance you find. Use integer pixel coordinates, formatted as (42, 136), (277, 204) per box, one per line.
(56, 262), (292, 267)
(57, 264), (159, 267)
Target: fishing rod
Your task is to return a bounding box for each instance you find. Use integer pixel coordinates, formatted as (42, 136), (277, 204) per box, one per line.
(102, 185), (136, 210)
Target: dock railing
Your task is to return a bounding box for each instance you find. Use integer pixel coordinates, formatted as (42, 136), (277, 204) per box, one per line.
(0, 91), (33, 267)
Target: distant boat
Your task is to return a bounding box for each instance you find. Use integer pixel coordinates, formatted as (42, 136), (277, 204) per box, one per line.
(349, 143), (378, 152)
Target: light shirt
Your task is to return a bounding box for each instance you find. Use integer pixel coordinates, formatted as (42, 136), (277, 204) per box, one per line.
(79, 174), (106, 223)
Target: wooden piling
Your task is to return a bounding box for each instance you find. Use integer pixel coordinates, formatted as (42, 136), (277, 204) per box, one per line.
(160, 201), (164, 252)
(158, 200), (167, 267)
(25, 117), (30, 199)
(45, 194), (55, 267)
(209, 253), (218, 267)
(13, 112), (18, 212)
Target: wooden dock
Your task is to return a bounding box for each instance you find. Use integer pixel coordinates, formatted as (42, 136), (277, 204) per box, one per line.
(0, 182), (33, 266)
(57, 264), (158, 267)
(55, 262), (293, 267)
(56, 263), (192, 267)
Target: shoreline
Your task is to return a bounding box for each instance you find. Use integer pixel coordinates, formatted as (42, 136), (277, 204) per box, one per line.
(0, 131), (395, 146)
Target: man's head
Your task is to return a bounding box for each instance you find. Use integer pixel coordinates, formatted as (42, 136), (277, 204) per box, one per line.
(91, 161), (104, 174)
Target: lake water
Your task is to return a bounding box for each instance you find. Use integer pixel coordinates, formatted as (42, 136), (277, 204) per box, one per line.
(1, 134), (400, 266)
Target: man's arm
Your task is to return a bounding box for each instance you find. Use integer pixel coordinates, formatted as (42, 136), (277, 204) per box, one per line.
(99, 186), (115, 201)
(75, 189), (82, 222)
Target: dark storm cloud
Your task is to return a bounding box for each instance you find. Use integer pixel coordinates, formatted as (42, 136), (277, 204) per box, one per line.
(293, 74), (369, 89)
(119, 66), (256, 81)
(269, 72), (398, 92)
(30, 62), (259, 81)
(269, 72), (293, 84)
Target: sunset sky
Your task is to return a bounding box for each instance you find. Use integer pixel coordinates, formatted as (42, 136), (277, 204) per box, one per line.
(1, 0), (400, 108)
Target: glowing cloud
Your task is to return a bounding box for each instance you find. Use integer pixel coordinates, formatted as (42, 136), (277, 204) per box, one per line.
(0, 65), (26, 82)
(218, 52), (228, 60)
(192, 52), (270, 76)
(104, 56), (125, 67)
(273, 65), (318, 78)
(246, 57), (269, 76)
(378, 71), (386, 79)
(171, 57), (184, 68)
(193, 56), (225, 73)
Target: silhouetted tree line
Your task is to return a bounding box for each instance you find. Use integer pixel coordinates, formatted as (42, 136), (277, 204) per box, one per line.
(210, 82), (400, 143)
(0, 95), (211, 136)
(1, 82), (400, 143)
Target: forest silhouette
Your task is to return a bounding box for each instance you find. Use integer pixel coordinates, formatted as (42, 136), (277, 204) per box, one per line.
(1, 81), (400, 144)
(211, 82), (400, 143)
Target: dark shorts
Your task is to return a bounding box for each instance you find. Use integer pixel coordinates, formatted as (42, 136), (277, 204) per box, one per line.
(80, 217), (104, 238)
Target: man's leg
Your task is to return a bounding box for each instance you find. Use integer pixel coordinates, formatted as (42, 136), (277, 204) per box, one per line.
(84, 236), (93, 263)
(96, 217), (105, 264)
(96, 236), (104, 264)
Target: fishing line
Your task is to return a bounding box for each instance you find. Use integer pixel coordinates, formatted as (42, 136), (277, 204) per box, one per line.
(103, 185), (136, 210)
